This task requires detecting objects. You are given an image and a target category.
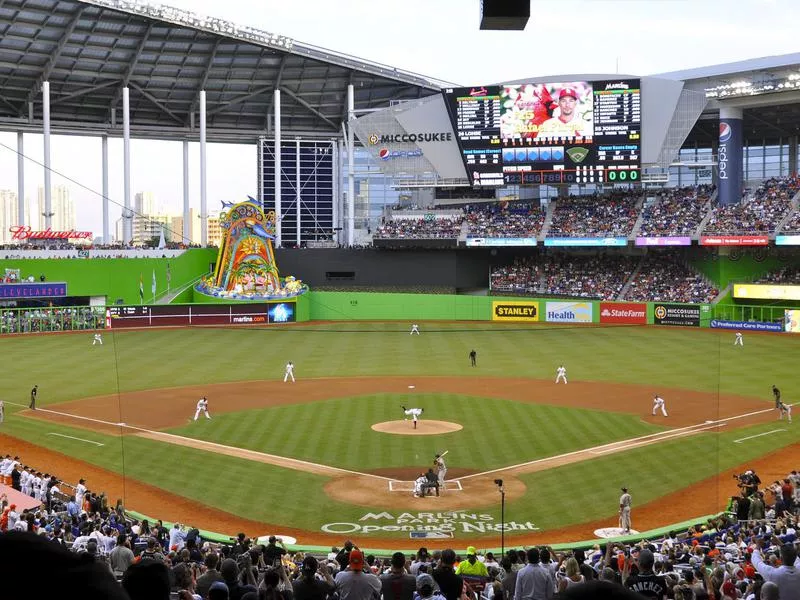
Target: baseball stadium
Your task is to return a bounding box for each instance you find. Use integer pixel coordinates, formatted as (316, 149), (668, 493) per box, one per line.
(1, 0), (800, 597)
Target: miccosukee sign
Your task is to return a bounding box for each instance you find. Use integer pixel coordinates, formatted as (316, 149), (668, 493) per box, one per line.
(653, 303), (700, 327)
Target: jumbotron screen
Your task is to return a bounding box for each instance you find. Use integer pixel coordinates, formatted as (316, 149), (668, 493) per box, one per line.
(442, 79), (641, 186)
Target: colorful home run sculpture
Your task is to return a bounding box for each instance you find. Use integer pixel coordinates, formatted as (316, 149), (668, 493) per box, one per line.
(195, 199), (308, 301)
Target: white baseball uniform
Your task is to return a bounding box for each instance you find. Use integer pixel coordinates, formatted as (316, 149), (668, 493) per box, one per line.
(778, 401), (792, 422)
(555, 366), (568, 384)
(413, 475), (427, 497)
(75, 481), (87, 507)
(734, 333), (743, 346)
(194, 398), (211, 420)
(93, 333), (103, 345)
(284, 362), (295, 382)
(435, 456), (447, 487)
(652, 396), (668, 417)
(410, 324), (420, 335)
(619, 491), (632, 533)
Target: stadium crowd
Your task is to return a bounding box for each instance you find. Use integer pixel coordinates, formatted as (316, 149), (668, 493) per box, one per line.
(465, 203), (546, 239)
(373, 217), (463, 240)
(0, 307), (105, 334)
(1, 460), (798, 600)
(703, 177), (800, 236)
(490, 253), (716, 302)
(624, 255), (718, 304)
(754, 267), (800, 284)
(638, 187), (713, 237)
(548, 194), (641, 238)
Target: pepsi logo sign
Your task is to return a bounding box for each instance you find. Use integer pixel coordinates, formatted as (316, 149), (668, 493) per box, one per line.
(719, 122), (732, 142)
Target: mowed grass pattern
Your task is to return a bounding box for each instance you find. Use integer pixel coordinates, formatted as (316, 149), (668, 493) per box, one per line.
(168, 394), (666, 470)
(0, 323), (796, 539)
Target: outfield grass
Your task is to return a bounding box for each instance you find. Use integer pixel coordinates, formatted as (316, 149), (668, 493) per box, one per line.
(0, 323), (796, 539)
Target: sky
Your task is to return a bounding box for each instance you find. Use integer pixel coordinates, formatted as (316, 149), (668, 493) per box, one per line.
(1, 0), (799, 237)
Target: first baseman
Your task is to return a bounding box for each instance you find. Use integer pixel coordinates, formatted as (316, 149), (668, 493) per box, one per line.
(194, 397), (211, 421)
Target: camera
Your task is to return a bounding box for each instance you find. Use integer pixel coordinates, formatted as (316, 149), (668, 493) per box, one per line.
(494, 479), (503, 486)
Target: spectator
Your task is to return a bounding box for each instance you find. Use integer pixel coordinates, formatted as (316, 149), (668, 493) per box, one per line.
(334, 549), (381, 600)
(293, 555), (336, 600)
(433, 549), (464, 600)
(109, 533), (134, 578)
(514, 547), (554, 600)
(196, 552), (225, 598)
(455, 547), (489, 577)
(381, 551), (417, 600)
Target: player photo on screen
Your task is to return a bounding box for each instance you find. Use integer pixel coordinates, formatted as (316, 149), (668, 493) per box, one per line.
(500, 82), (593, 141)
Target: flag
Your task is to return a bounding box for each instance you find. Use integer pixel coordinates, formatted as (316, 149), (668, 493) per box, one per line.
(151, 269), (157, 298)
(138, 273), (144, 303)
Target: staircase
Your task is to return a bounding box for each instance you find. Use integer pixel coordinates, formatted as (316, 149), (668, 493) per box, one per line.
(155, 275), (203, 304)
(459, 219), (470, 243)
(695, 198), (716, 239)
(538, 201), (558, 241)
(616, 255), (646, 301)
(628, 195), (648, 240)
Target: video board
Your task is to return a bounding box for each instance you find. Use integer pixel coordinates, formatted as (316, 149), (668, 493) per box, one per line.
(442, 79), (641, 186)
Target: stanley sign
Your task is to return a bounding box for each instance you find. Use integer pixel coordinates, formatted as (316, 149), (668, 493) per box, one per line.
(492, 301), (539, 321)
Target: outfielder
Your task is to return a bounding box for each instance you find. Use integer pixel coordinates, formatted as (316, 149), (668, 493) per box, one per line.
(555, 365), (568, 384)
(92, 333), (103, 346)
(619, 487), (632, 533)
(734, 332), (743, 346)
(434, 453), (447, 490)
(410, 323), (420, 335)
(284, 361), (295, 383)
(193, 397), (211, 421)
(0, 400), (4, 424)
(402, 406), (423, 429)
(652, 395), (668, 417)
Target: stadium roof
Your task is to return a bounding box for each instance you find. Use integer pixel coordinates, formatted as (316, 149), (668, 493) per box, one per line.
(0, 0), (454, 142)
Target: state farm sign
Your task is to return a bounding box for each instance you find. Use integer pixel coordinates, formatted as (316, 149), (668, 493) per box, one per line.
(9, 226), (92, 241)
(599, 302), (647, 324)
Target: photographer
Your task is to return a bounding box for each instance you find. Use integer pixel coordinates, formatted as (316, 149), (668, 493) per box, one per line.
(293, 556), (335, 600)
(263, 536), (288, 568)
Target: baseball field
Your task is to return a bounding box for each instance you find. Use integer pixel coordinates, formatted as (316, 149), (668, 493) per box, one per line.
(0, 320), (797, 549)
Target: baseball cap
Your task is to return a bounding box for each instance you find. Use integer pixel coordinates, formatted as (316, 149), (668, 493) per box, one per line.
(210, 581), (229, 593)
(559, 88), (578, 100)
(349, 549), (365, 570)
(417, 574), (435, 590)
(466, 546), (477, 556)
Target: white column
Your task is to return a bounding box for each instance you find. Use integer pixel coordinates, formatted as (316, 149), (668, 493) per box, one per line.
(347, 84), (355, 246)
(183, 140), (190, 244)
(199, 90), (208, 246)
(16, 132), (24, 226)
(102, 135), (110, 243)
(274, 89), (282, 247)
(123, 86), (132, 244)
(42, 81), (52, 229)
(332, 141), (340, 245)
(296, 138), (301, 247)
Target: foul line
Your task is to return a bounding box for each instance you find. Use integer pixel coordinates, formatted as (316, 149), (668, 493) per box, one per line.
(8, 402), (391, 482)
(46, 432), (104, 446)
(734, 429), (787, 443)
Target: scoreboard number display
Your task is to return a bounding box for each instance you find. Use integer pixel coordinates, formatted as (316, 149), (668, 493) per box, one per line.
(443, 79), (641, 186)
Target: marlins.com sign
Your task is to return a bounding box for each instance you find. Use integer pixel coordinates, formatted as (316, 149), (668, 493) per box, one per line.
(492, 301), (539, 321)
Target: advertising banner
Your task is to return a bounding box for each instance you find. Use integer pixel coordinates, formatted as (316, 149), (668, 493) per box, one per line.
(599, 302), (647, 324)
(108, 302), (296, 328)
(544, 237), (628, 247)
(0, 282), (67, 298)
(734, 284), (800, 301)
(776, 235), (800, 245)
(785, 310), (800, 333)
(635, 236), (692, 246)
(653, 303), (700, 327)
(700, 236), (768, 246)
(717, 116), (743, 206)
(466, 237), (537, 247)
(492, 301), (539, 321)
(710, 319), (783, 332)
(545, 301), (593, 323)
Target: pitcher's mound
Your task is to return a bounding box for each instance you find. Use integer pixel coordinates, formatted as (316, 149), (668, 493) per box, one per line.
(372, 420), (463, 435)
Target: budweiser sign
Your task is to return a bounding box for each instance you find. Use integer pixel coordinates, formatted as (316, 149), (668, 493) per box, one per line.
(9, 226), (92, 241)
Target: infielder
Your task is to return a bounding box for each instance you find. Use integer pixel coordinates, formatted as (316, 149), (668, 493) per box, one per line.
(555, 365), (568, 384)
(29, 385), (38, 410)
(0, 400), (4, 424)
(284, 361), (295, 383)
(434, 453), (447, 490)
(619, 487), (632, 533)
(652, 395), (668, 417)
(773, 385), (782, 411)
(410, 323), (420, 335)
(92, 333), (103, 346)
(778, 400), (792, 422)
(734, 332), (743, 346)
(402, 406), (423, 429)
(193, 397), (211, 421)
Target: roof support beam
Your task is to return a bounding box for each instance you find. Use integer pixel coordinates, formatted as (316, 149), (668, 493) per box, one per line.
(0, 94), (18, 114)
(208, 85), (272, 116)
(265, 53), (289, 129)
(23, 6), (86, 108)
(128, 82), (184, 124)
(280, 86), (338, 130)
(748, 112), (793, 137)
(50, 80), (119, 106)
(110, 22), (154, 110)
(188, 37), (222, 121)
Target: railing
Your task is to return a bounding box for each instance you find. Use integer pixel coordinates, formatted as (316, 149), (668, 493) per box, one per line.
(709, 303), (788, 324)
(0, 306), (106, 334)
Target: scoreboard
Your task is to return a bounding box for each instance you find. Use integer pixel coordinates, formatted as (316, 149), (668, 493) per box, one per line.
(443, 79), (641, 186)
